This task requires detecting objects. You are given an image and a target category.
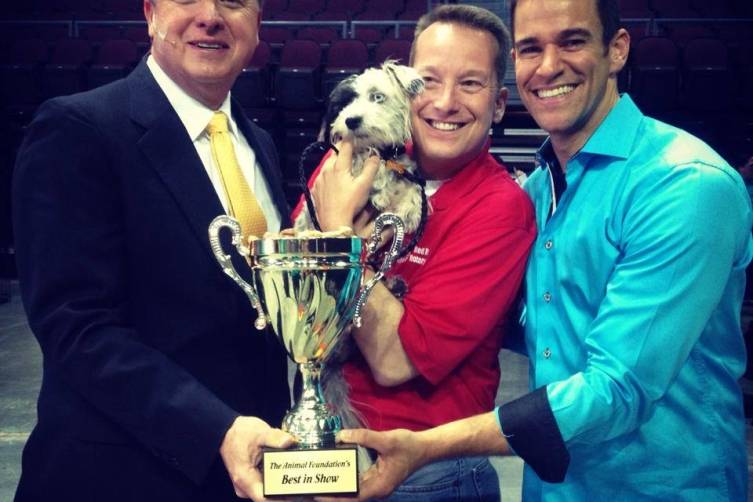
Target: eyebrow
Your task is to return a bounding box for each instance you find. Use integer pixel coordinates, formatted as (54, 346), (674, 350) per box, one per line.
(416, 65), (489, 79)
(515, 28), (594, 48)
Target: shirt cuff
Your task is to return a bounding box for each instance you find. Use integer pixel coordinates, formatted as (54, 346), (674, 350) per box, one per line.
(497, 386), (569, 483)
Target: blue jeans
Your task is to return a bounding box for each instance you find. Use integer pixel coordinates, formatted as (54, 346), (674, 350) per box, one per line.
(378, 456), (500, 501)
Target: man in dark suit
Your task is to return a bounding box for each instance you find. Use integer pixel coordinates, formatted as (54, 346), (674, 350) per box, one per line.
(12, 0), (294, 500)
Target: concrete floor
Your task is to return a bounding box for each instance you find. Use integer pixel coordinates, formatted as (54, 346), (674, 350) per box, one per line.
(0, 282), (751, 500)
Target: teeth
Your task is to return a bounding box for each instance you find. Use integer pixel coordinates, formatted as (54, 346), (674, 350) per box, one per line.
(430, 121), (460, 131)
(536, 85), (575, 98)
(196, 42), (223, 49)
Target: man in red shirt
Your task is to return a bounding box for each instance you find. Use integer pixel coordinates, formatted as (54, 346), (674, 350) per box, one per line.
(308, 5), (536, 499)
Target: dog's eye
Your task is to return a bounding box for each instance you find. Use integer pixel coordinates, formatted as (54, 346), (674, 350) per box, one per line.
(370, 92), (386, 103)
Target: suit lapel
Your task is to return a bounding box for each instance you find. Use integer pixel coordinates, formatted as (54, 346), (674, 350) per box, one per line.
(127, 62), (252, 278)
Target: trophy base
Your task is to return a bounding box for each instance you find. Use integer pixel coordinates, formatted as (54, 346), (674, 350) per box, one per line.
(262, 445), (358, 497)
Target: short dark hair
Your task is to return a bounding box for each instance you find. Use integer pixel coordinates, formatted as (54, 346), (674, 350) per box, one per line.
(511, 0), (620, 49)
(410, 4), (511, 87)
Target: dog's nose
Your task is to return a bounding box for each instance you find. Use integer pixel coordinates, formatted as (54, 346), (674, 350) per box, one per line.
(345, 117), (362, 131)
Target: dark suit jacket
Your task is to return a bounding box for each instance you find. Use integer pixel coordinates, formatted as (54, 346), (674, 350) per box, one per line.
(12, 61), (291, 501)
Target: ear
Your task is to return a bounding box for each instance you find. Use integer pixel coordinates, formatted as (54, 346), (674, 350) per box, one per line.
(493, 86), (508, 124)
(324, 77), (357, 124)
(608, 28), (630, 76)
(144, 1), (155, 38)
(383, 61), (425, 98)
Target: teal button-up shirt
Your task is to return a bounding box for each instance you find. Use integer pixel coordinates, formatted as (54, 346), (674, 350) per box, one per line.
(503, 94), (752, 500)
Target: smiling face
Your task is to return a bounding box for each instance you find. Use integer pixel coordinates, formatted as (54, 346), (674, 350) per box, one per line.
(144, 0), (260, 108)
(410, 22), (507, 180)
(512, 0), (628, 159)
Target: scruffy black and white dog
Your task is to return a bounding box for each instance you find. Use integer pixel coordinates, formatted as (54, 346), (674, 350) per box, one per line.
(294, 60), (427, 236)
(292, 62), (426, 469)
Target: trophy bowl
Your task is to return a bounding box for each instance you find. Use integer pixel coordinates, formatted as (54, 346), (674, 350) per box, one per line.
(208, 214), (404, 496)
(251, 235), (368, 447)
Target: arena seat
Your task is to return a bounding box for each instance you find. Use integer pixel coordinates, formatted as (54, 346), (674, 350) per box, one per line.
(275, 39), (323, 111)
(374, 39), (412, 66)
(681, 38), (732, 112)
(629, 36), (680, 114)
(322, 39), (369, 97)
(232, 40), (273, 110)
(86, 38), (138, 89)
(42, 38), (93, 99)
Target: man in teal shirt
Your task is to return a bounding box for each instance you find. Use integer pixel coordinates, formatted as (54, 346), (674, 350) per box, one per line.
(337, 0), (752, 500)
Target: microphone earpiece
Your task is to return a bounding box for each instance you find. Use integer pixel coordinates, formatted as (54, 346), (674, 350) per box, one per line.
(152, 13), (177, 46)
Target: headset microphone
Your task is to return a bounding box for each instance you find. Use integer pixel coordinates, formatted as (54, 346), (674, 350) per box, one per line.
(152, 14), (177, 47)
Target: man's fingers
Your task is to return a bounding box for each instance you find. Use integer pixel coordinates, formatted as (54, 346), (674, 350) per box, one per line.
(245, 468), (268, 502)
(337, 428), (379, 448)
(333, 139), (354, 171)
(229, 471), (255, 500)
(264, 428), (297, 449)
(357, 466), (394, 501)
(361, 155), (381, 182)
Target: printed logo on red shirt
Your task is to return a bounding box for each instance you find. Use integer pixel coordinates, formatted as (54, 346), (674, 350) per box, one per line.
(398, 245), (430, 266)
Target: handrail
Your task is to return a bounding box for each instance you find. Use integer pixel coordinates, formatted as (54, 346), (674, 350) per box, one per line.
(351, 20), (418, 39)
(0, 19), (74, 38)
(73, 19), (146, 38)
(262, 20), (348, 39)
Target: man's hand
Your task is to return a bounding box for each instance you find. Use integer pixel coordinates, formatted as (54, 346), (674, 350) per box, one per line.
(336, 428), (428, 501)
(219, 416), (296, 500)
(311, 139), (380, 231)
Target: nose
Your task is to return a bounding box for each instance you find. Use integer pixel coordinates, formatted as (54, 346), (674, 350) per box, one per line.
(536, 44), (564, 78)
(345, 116), (362, 131)
(195, 0), (223, 27)
(429, 81), (460, 113)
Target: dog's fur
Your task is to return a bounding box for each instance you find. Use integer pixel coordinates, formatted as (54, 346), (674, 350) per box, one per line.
(294, 61), (426, 234)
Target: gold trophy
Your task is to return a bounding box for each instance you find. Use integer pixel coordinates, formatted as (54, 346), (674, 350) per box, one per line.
(208, 214), (405, 496)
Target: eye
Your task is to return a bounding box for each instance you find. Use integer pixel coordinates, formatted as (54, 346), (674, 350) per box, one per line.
(516, 45), (541, 58)
(460, 79), (486, 94)
(562, 38), (586, 50)
(370, 92), (385, 103)
(421, 75), (440, 90)
(219, 0), (250, 7)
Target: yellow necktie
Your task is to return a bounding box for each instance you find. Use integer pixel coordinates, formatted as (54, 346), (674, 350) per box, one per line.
(207, 111), (268, 239)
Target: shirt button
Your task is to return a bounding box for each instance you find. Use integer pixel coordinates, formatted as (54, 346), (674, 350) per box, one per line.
(544, 240), (553, 250)
(543, 292), (551, 302)
(543, 348), (552, 359)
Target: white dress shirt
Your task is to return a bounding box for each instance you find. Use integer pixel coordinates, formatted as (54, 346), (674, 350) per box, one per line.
(146, 56), (282, 232)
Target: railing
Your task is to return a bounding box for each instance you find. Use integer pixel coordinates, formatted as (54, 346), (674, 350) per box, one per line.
(622, 17), (753, 36)
(262, 20), (349, 39)
(0, 19), (74, 37)
(351, 20), (418, 39)
(73, 19), (146, 38)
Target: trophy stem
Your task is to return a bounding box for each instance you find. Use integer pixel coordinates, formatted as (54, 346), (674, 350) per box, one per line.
(282, 361), (342, 449)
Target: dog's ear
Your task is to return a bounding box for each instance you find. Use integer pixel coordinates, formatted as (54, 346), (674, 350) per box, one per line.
(382, 61), (425, 99)
(323, 76), (358, 139)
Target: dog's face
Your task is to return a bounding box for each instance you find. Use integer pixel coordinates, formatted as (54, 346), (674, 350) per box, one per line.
(325, 61), (424, 152)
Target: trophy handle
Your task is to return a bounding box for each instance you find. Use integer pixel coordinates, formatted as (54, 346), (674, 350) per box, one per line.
(353, 213), (405, 327)
(208, 215), (267, 330)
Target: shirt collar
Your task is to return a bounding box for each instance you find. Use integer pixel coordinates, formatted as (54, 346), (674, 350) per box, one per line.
(430, 138), (495, 211)
(146, 55), (236, 142)
(579, 93), (642, 160)
(535, 94), (643, 169)
(535, 138), (557, 170)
